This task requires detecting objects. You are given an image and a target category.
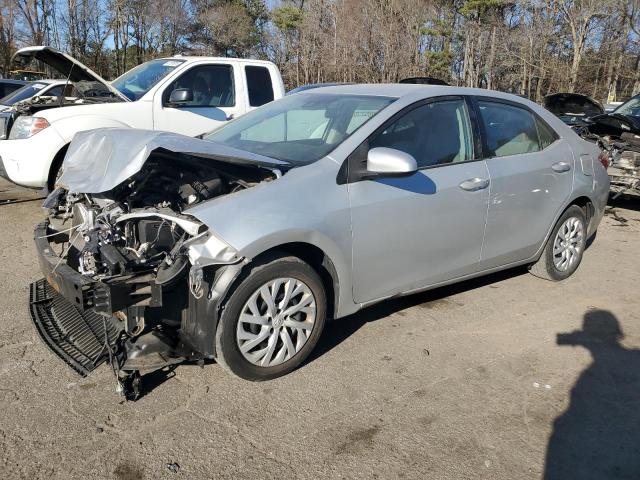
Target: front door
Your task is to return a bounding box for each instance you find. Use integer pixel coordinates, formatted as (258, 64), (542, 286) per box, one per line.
(475, 98), (575, 268)
(154, 63), (244, 137)
(348, 97), (490, 304)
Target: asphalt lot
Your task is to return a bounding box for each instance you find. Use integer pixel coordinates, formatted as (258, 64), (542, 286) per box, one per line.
(1, 177), (639, 480)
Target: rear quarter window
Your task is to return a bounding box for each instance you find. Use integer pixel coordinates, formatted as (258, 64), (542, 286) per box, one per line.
(536, 117), (559, 149)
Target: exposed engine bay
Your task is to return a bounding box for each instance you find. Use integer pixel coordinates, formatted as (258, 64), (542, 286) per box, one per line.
(52, 152), (272, 280)
(575, 122), (640, 198)
(33, 150), (280, 399)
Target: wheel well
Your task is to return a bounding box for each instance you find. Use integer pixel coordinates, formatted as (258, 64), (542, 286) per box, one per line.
(252, 243), (339, 319)
(47, 144), (69, 191)
(569, 196), (594, 225)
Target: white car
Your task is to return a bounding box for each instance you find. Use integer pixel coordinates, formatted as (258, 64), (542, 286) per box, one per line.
(0, 79), (67, 113)
(0, 46), (285, 190)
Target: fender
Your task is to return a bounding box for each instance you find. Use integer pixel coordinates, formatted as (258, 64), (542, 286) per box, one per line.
(235, 229), (358, 319)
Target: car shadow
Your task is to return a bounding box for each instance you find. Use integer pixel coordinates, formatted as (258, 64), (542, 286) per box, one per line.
(307, 265), (528, 364)
(544, 309), (640, 479)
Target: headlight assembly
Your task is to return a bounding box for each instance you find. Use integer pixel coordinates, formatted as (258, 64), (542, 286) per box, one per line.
(9, 116), (50, 139)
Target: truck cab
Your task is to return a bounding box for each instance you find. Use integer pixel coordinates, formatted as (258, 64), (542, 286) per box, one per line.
(0, 46), (285, 190)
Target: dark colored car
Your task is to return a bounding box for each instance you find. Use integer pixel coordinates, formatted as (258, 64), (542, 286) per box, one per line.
(543, 93), (604, 128)
(399, 77), (449, 86)
(0, 79), (28, 99)
(585, 94), (640, 139)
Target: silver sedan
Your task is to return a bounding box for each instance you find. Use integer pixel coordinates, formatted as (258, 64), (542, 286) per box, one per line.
(32, 84), (610, 393)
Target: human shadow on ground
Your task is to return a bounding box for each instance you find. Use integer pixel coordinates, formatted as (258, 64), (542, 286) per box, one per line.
(544, 309), (640, 480)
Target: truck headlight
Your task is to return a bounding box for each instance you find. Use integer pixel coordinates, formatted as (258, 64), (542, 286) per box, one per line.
(9, 116), (50, 139)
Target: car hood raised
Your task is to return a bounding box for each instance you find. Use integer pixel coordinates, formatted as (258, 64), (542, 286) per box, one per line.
(11, 46), (128, 101)
(543, 93), (604, 118)
(58, 128), (289, 193)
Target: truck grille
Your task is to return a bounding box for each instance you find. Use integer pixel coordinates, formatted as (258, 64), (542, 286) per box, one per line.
(29, 278), (121, 376)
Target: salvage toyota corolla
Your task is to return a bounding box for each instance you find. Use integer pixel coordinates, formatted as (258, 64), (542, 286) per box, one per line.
(30, 85), (609, 398)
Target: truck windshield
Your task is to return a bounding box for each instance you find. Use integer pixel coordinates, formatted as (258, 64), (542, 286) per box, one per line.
(204, 92), (396, 164)
(112, 59), (185, 101)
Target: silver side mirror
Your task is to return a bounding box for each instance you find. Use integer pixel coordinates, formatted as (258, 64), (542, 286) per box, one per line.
(367, 147), (418, 176)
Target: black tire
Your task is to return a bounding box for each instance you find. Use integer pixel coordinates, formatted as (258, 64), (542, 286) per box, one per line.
(47, 149), (66, 192)
(529, 205), (587, 281)
(46, 163), (62, 192)
(215, 254), (327, 381)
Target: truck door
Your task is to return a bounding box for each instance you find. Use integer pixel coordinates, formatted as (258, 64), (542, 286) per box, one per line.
(153, 63), (245, 137)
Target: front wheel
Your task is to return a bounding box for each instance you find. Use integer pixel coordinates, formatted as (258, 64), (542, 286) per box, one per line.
(215, 255), (326, 381)
(529, 205), (587, 281)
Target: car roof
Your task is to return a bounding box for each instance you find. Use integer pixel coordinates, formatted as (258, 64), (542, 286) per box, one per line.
(0, 79), (28, 85)
(303, 83), (531, 104)
(28, 79), (62, 85)
(162, 56), (275, 66)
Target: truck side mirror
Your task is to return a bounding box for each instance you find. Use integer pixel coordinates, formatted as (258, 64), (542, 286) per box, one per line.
(167, 88), (193, 106)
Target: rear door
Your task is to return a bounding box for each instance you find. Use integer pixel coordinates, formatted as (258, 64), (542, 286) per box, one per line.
(154, 62), (245, 136)
(475, 98), (574, 269)
(348, 97), (491, 303)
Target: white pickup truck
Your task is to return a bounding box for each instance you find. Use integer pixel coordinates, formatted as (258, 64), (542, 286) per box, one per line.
(0, 46), (285, 190)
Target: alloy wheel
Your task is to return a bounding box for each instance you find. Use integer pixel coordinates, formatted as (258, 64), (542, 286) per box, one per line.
(552, 216), (584, 272)
(236, 277), (317, 367)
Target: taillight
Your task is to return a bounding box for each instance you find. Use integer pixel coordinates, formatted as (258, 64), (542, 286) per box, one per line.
(598, 151), (610, 169)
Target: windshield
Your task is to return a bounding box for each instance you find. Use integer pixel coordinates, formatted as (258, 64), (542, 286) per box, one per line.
(0, 82), (49, 105)
(204, 93), (395, 164)
(614, 96), (640, 118)
(112, 59), (185, 101)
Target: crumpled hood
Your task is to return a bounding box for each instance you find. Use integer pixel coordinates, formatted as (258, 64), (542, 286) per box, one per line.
(58, 128), (288, 193)
(11, 46), (128, 101)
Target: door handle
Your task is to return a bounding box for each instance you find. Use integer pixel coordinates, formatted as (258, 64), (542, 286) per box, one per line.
(552, 161), (571, 173)
(226, 113), (235, 121)
(459, 178), (490, 191)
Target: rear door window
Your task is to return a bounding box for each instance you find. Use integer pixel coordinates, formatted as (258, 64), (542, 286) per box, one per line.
(245, 66), (274, 107)
(477, 100), (541, 157)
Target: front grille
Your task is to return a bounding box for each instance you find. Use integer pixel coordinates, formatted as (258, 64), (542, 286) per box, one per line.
(29, 278), (121, 376)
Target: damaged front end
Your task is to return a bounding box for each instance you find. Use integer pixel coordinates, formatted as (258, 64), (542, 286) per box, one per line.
(29, 132), (283, 399)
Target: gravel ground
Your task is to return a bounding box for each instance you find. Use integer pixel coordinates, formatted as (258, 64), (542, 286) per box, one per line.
(1, 178), (639, 480)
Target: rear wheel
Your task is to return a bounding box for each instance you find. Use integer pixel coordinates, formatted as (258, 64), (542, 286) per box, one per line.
(529, 205), (587, 281)
(215, 254), (326, 381)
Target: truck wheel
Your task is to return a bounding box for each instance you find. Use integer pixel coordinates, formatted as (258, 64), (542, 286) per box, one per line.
(529, 205), (587, 281)
(215, 254), (326, 381)
(47, 146), (68, 192)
